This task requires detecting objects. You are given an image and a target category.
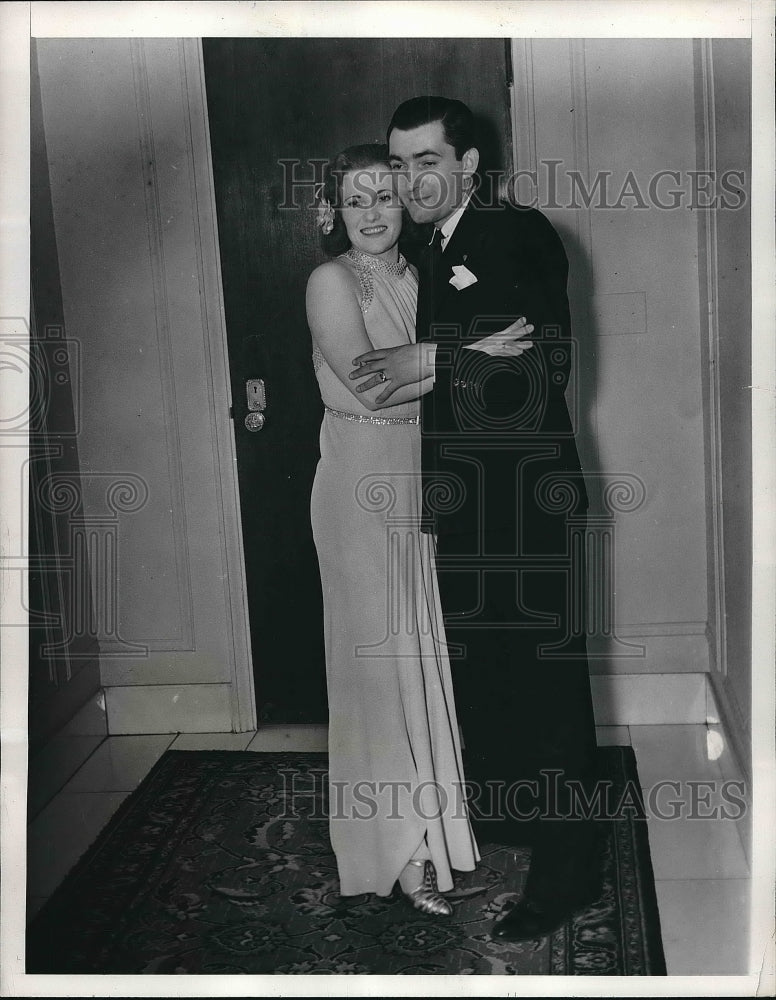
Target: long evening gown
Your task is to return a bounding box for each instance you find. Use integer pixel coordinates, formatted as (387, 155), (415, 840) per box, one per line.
(310, 247), (479, 897)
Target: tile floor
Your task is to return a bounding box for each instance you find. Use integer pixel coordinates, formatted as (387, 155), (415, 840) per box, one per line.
(26, 723), (752, 975)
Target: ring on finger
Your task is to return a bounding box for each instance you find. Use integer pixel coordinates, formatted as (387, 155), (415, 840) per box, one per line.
(377, 371), (388, 382)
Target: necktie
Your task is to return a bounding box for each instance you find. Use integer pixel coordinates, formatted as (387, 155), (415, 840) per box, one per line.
(414, 228), (444, 343)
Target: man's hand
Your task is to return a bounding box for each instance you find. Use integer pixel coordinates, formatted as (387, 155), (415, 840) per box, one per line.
(465, 316), (534, 356)
(348, 317), (534, 404)
(349, 343), (432, 404)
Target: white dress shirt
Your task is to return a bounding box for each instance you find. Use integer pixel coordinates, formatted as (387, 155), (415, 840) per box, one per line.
(424, 194), (472, 379)
(437, 193), (472, 251)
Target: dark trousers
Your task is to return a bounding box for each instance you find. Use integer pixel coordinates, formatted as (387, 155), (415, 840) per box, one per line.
(436, 527), (603, 912)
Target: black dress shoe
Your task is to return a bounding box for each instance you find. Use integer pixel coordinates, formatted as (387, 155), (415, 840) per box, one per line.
(491, 898), (567, 942)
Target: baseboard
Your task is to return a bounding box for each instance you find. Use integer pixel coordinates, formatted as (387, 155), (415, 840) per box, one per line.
(705, 673), (751, 779)
(590, 672), (708, 726)
(705, 673), (752, 868)
(102, 673), (713, 734)
(105, 683), (233, 734)
(588, 632), (711, 674)
(57, 689), (109, 736)
(27, 691), (110, 819)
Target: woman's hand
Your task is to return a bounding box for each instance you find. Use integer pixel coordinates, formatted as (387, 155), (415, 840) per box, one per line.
(348, 316), (534, 404)
(349, 343), (435, 404)
(464, 316), (534, 356)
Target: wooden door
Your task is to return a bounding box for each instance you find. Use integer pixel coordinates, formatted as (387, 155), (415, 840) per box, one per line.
(202, 38), (511, 723)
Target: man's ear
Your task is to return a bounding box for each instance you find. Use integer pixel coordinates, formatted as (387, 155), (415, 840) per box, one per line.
(461, 146), (480, 181)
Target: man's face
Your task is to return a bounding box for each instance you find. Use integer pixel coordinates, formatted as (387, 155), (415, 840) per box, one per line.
(388, 120), (478, 226)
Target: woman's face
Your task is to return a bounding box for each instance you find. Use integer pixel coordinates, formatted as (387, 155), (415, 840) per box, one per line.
(340, 166), (402, 260)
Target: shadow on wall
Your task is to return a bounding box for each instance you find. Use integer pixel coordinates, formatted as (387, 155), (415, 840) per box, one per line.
(560, 219), (655, 710)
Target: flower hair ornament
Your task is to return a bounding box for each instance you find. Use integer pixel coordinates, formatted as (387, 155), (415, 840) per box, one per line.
(315, 184), (335, 236)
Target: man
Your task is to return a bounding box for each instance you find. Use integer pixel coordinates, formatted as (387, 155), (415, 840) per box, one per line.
(351, 96), (603, 942)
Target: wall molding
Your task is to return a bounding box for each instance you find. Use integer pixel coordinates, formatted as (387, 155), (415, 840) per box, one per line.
(696, 38), (728, 683)
(128, 38), (196, 653)
(706, 670), (751, 784)
(692, 39), (754, 768)
(180, 39), (256, 731)
(613, 620), (708, 637)
(567, 38), (595, 280)
(509, 38), (537, 183)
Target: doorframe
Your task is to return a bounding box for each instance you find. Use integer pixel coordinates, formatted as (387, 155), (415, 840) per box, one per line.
(694, 38), (751, 782)
(182, 38), (256, 732)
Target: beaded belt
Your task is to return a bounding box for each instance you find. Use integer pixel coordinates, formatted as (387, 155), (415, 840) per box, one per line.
(324, 405), (419, 426)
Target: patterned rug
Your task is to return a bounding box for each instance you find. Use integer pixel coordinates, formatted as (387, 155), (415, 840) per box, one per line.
(26, 747), (665, 975)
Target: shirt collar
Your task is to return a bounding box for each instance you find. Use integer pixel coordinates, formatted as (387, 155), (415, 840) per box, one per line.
(437, 193), (472, 250)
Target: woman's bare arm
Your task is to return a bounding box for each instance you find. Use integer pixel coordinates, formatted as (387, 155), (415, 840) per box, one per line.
(306, 261), (431, 410)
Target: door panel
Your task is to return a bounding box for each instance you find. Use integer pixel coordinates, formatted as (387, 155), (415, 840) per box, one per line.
(202, 38), (510, 722)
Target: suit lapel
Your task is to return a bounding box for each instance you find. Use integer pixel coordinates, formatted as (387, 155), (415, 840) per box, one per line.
(436, 202), (487, 317)
(441, 201), (485, 265)
(417, 200), (490, 339)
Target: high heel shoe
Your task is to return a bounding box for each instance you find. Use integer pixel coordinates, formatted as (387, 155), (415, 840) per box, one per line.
(399, 859), (453, 917)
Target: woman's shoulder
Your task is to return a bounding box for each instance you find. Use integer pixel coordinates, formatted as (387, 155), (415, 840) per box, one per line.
(306, 258), (365, 324)
(307, 256), (354, 282)
(307, 256), (360, 294)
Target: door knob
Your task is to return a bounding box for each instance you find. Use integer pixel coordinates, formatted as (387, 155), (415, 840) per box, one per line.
(245, 378), (267, 432)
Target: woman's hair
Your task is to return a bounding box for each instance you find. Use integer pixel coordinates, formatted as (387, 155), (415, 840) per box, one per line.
(318, 143), (393, 256)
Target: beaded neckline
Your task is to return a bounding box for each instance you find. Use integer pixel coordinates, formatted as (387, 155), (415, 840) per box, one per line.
(344, 247), (408, 278)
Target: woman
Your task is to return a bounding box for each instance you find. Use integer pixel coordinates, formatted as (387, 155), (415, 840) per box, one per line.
(306, 144), (530, 915)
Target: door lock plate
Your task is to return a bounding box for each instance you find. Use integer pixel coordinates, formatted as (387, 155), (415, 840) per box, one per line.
(245, 378), (267, 431)
(246, 378), (267, 412)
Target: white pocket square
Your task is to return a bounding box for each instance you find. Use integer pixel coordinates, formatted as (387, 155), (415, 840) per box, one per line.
(449, 264), (478, 290)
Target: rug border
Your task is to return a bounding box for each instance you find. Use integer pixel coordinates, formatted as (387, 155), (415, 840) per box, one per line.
(614, 745), (667, 976)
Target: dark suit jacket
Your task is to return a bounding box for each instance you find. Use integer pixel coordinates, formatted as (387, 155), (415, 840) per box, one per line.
(417, 198), (587, 544)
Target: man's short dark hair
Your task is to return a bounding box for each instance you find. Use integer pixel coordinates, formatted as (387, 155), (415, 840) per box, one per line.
(387, 96), (475, 159)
